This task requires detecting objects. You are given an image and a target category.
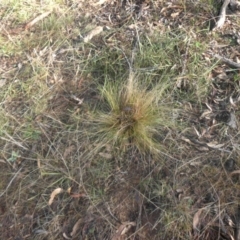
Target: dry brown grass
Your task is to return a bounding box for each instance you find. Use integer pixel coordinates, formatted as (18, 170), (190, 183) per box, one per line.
(1, 0), (240, 239)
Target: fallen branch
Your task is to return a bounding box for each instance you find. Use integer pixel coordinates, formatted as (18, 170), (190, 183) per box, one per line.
(214, 54), (240, 68)
(213, 0), (230, 30)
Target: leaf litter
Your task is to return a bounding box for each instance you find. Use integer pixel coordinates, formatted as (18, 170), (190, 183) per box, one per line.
(48, 188), (64, 206)
(1, 0), (240, 239)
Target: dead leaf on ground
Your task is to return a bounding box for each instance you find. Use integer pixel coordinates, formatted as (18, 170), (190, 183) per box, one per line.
(230, 96), (237, 108)
(37, 158), (41, 169)
(93, 0), (109, 5)
(0, 79), (6, 88)
(37, 158), (44, 176)
(63, 232), (71, 239)
(230, 170), (240, 177)
(67, 187), (71, 194)
(190, 161), (202, 167)
(99, 152), (112, 159)
(105, 143), (112, 152)
(171, 12), (181, 18)
(111, 222), (136, 240)
(63, 145), (76, 159)
(227, 112), (238, 129)
(206, 141), (224, 149)
(48, 188), (64, 206)
(193, 127), (201, 138)
(70, 95), (84, 105)
(34, 229), (49, 235)
(84, 26), (103, 43)
(25, 11), (52, 30)
(67, 187), (86, 198)
(181, 136), (194, 145)
(193, 209), (203, 233)
(71, 218), (83, 237)
(196, 146), (209, 151)
(200, 110), (212, 119)
(216, 72), (228, 80)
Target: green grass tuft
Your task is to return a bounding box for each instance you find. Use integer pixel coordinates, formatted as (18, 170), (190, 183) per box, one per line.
(88, 74), (175, 155)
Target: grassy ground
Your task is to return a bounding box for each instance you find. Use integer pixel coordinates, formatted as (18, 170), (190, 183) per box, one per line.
(1, 0), (240, 239)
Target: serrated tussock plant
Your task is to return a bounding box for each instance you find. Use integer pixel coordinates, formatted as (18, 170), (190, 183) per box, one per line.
(88, 74), (175, 155)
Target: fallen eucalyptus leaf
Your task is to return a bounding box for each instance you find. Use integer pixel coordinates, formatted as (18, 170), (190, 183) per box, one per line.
(84, 26), (103, 43)
(48, 188), (63, 206)
(112, 222), (136, 240)
(71, 218), (83, 237)
(99, 152), (112, 159)
(63, 232), (72, 239)
(227, 112), (238, 129)
(0, 79), (6, 88)
(206, 141), (225, 149)
(193, 209), (203, 232)
(94, 0), (108, 5)
(230, 170), (240, 177)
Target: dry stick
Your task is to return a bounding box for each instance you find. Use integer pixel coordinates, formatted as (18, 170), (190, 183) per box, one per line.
(213, 0), (230, 30)
(214, 54), (240, 68)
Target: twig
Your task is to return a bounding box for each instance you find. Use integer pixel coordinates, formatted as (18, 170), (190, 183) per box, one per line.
(214, 54), (240, 68)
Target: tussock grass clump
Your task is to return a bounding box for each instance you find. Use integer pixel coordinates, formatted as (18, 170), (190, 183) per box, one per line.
(89, 74), (175, 155)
